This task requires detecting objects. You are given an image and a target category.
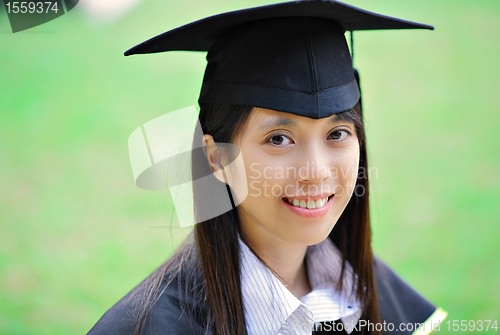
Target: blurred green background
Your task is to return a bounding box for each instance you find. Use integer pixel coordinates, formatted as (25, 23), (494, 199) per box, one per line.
(1, 0), (499, 334)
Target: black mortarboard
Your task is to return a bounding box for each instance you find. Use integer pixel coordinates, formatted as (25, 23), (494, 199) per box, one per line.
(125, 0), (433, 119)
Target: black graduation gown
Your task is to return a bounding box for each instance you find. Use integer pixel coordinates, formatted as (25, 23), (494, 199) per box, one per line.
(87, 257), (443, 335)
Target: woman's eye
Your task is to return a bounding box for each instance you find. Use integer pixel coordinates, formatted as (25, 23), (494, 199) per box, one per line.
(328, 129), (350, 141)
(267, 134), (293, 146)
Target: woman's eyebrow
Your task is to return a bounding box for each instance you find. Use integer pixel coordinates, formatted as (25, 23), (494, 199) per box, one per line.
(258, 113), (347, 131)
(258, 116), (296, 130)
(328, 114), (341, 123)
(328, 113), (354, 124)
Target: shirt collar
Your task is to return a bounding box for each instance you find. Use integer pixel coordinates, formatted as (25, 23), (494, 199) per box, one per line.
(239, 236), (362, 335)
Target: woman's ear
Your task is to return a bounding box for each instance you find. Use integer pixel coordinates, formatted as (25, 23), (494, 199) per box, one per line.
(202, 134), (226, 184)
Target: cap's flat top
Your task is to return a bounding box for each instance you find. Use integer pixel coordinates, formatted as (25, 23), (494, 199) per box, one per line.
(125, 0), (433, 56)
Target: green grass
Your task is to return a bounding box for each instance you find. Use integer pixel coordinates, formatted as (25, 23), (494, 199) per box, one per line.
(1, 0), (499, 334)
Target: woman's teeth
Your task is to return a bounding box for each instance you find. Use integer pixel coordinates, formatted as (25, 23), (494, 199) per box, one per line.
(286, 197), (329, 209)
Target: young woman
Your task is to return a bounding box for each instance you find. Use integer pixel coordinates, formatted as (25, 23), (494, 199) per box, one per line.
(88, 1), (447, 334)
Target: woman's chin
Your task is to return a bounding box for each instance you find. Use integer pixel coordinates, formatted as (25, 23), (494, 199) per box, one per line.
(280, 222), (337, 247)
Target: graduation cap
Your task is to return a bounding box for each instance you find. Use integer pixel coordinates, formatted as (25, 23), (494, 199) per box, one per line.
(125, 0), (433, 119)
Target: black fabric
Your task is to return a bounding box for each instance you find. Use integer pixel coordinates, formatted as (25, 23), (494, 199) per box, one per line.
(124, 0), (433, 55)
(198, 17), (360, 117)
(87, 257), (437, 335)
(124, 0), (433, 119)
(353, 68), (362, 111)
(374, 257), (436, 335)
(87, 275), (209, 335)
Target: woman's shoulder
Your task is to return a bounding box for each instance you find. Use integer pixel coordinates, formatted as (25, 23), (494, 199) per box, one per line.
(87, 241), (209, 335)
(374, 256), (447, 334)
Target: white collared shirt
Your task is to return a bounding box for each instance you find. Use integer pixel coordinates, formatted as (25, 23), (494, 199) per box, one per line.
(239, 236), (362, 334)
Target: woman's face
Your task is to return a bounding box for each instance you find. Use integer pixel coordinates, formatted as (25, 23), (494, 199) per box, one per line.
(209, 107), (360, 249)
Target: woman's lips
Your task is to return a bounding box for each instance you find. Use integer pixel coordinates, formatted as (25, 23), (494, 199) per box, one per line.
(282, 195), (334, 218)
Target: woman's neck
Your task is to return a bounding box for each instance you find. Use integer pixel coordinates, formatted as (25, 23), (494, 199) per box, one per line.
(241, 231), (312, 298)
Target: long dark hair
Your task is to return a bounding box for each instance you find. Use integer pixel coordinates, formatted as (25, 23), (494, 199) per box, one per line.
(131, 102), (380, 335)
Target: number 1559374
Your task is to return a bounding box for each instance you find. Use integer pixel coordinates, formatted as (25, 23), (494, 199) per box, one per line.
(446, 320), (498, 332)
(5, 2), (59, 14)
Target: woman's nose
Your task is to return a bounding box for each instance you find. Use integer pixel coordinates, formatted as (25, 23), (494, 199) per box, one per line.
(295, 143), (331, 183)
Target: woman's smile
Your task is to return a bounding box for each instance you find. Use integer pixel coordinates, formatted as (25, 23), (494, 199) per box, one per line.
(282, 194), (335, 218)
(283, 194), (332, 209)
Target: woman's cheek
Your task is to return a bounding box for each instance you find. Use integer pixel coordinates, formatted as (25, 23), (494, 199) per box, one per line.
(337, 146), (360, 199)
(223, 148), (254, 206)
(246, 161), (261, 197)
(249, 180), (262, 198)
